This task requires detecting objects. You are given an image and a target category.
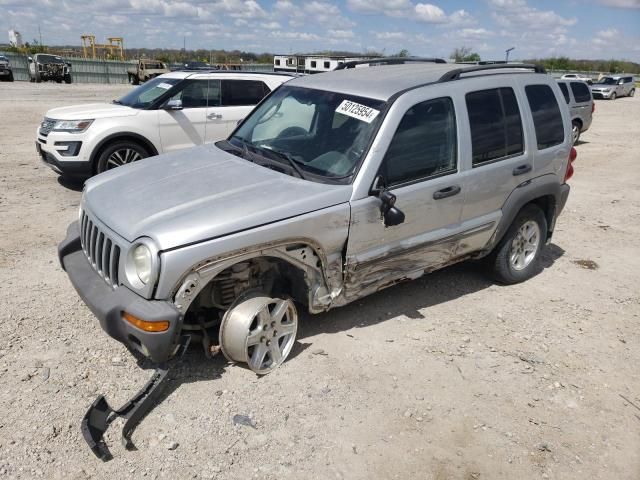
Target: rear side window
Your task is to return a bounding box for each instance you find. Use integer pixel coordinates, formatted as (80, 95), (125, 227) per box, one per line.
(525, 85), (564, 150)
(382, 97), (457, 185)
(222, 80), (270, 106)
(466, 87), (523, 166)
(558, 83), (570, 104)
(570, 82), (591, 103)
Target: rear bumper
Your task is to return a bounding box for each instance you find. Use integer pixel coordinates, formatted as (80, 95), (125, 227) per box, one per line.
(58, 221), (182, 363)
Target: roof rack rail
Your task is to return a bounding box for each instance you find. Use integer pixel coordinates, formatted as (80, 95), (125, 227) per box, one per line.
(439, 63), (546, 82)
(174, 69), (299, 77)
(335, 57), (447, 70)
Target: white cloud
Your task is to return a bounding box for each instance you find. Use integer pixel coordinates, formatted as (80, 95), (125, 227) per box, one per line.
(328, 29), (355, 39)
(414, 3), (447, 23)
(375, 31), (407, 40)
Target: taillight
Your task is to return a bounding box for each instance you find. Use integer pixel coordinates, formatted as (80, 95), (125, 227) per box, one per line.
(564, 146), (577, 182)
(591, 102), (595, 114)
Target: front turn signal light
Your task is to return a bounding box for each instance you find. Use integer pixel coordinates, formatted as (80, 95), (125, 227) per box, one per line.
(123, 312), (170, 332)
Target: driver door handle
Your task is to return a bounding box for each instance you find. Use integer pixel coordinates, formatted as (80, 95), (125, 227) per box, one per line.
(433, 185), (461, 200)
(207, 113), (222, 120)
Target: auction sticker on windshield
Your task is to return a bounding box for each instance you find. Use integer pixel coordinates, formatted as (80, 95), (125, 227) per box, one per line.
(336, 100), (380, 124)
(156, 82), (173, 90)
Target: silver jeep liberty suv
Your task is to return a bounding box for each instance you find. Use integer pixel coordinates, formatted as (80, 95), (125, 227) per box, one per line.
(59, 61), (575, 375)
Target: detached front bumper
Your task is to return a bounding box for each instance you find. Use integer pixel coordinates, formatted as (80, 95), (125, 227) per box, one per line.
(58, 221), (182, 363)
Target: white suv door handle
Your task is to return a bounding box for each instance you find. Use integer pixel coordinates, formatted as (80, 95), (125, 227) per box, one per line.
(207, 113), (222, 120)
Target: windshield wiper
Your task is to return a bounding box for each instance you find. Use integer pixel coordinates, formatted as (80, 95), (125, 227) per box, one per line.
(260, 147), (308, 180)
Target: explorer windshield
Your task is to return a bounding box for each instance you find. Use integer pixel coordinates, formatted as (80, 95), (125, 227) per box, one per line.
(37, 54), (64, 64)
(229, 85), (386, 181)
(115, 77), (180, 109)
(595, 77), (616, 85)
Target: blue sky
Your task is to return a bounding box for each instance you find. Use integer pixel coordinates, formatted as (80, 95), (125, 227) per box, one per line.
(1, 0), (639, 61)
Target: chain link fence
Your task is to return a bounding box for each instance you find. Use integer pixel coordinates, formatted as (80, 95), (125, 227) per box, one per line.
(0, 52), (274, 83)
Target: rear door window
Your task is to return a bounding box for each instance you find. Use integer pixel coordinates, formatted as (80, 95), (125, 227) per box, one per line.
(466, 87), (524, 166)
(558, 83), (570, 104)
(525, 84), (564, 150)
(222, 80), (270, 106)
(570, 82), (591, 103)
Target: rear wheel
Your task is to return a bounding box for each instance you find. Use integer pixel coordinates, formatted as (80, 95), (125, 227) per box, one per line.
(95, 140), (149, 173)
(571, 120), (581, 145)
(610, 92), (616, 100)
(630, 89), (635, 98)
(220, 293), (298, 375)
(487, 204), (547, 285)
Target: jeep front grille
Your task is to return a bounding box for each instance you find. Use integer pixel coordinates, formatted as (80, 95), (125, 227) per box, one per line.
(80, 210), (120, 288)
(39, 118), (55, 137)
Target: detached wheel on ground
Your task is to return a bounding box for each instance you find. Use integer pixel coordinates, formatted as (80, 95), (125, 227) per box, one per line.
(220, 293), (298, 375)
(487, 204), (547, 285)
(95, 141), (149, 173)
(571, 120), (581, 145)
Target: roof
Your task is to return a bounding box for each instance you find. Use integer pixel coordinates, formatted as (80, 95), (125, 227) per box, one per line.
(160, 71), (297, 80)
(286, 63), (546, 101)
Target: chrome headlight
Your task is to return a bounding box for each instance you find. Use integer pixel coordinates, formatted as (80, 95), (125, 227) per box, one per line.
(52, 119), (93, 133)
(125, 238), (159, 288)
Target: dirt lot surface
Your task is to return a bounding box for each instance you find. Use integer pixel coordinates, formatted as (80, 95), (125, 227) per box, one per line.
(0, 82), (639, 480)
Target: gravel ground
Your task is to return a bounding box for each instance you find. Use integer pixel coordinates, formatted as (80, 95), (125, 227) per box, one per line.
(0, 81), (639, 480)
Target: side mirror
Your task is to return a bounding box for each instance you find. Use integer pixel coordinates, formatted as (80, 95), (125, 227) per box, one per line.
(372, 175), (405, 227)
(165, 98), (183, 110)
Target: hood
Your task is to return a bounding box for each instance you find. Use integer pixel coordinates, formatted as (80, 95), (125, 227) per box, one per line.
(83, 144), (352, 250)
(46, 103), (139, 120)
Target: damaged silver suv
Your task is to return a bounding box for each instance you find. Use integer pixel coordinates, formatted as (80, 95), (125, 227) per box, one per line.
(59, 61), (575, 376)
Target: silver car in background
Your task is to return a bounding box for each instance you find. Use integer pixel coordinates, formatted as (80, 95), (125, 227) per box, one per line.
(557, 79), (594, 144)
(591, 75), (636, 100)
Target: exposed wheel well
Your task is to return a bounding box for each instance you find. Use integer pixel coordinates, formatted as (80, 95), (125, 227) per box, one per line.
(91, 134), (158, 174)
(182, 256), (310, 332)
(572, 117), (583, 129)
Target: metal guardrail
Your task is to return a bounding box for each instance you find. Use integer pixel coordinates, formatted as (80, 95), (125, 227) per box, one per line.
(0, 52), (274, 83)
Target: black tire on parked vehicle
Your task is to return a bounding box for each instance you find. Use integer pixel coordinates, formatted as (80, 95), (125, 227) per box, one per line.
(35, 71), (41, 83)
(8, 71), (14, 82)
(64, 74), (72, 84)
(571, 120), (581, 145)
(610, 92), (616, 100)
(95, 140), (150, 174)
(486, 204), (547, 285)
(129, 74), (139, 86)
(630, 89), (635, 98)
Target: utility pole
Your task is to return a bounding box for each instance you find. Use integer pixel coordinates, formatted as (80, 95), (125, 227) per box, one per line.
(505, 47), (515, 63)
(38, 24), (43, 49)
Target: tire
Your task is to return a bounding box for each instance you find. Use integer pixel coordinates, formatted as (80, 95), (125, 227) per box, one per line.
(486, 204), (547, 285)
(8, 72), (13, 82)
(64, 74), (72, 84)
(129, 74), (139, 86)
(35, 71), (41, 83)
(56, 79), (62, 83)
(95, 140), (150, 174)
(629, 89), (635, 98)
(610, 92), (616, 100)
(571, 120), (581, 145)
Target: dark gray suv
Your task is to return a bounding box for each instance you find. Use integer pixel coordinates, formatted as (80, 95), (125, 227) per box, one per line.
(557, 79), (594, 144)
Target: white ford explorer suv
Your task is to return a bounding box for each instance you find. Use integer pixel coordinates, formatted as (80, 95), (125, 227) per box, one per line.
(36, 71), (294, 178)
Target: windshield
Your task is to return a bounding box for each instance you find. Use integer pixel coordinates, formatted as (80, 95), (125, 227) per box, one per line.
(595, 77), (617, 85)
(115, 77), (181, 109)
(37, 54), (64, 64)
(0, 56), (7, 62)
(227, 85), (386, 181)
